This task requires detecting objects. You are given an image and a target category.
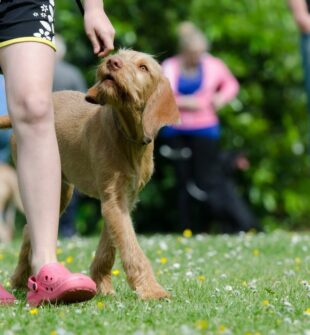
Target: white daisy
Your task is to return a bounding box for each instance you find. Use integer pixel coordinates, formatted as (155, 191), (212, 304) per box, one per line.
(33, 12), (39, 17)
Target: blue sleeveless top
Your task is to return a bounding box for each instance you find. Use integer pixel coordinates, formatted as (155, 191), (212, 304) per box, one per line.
(178, 63), (203, 95)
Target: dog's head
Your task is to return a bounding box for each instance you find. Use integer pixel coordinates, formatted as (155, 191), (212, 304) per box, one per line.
(86, 50), (180, 143)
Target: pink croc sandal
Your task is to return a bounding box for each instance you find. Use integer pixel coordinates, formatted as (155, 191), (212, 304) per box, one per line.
(0, 283), (16, 305)
(27, 263), (96, 307)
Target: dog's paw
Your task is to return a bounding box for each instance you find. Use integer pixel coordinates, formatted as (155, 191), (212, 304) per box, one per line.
(137, 286), (171, 300)
(96, 277), (115, 296)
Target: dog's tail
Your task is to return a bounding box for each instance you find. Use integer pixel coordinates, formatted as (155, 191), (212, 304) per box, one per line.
(0, 116), (12, 129)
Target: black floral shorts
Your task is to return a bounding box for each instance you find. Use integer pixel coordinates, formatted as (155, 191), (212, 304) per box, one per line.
(0, 0), (56, 50)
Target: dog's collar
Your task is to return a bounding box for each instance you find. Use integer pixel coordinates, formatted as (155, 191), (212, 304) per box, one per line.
(113, 113), (147, 146)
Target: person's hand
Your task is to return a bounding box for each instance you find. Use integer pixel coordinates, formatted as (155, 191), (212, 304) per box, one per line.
(177, 95), (199, 110)
(84, 8), (115, 57)
(212, 94), (225, 110)
(235, 155), (250, 171)
(288, 0), (310, 33)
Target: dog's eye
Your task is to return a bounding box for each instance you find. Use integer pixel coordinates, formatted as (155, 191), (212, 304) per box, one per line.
(139, 65), (148, 72)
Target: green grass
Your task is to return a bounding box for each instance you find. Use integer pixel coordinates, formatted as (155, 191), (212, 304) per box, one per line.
(1, 230), (310, 335)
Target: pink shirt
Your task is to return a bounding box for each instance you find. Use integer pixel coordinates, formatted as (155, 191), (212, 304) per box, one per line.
(162, 54), (239, 130)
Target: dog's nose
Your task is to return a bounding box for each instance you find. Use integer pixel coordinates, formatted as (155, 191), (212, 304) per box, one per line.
(107, 57), (123, 71)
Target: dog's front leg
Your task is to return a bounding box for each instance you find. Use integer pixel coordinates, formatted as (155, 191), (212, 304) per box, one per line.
(98, 200), (170, 300)
(90, 223), (116, 295)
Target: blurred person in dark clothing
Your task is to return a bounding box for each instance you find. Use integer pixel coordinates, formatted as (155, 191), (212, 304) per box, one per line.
(53, 34), (87, 238)
(160, 22), (259, 233)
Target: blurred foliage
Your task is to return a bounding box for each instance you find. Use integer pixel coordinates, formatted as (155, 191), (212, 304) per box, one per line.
(55, 0), (310, 231)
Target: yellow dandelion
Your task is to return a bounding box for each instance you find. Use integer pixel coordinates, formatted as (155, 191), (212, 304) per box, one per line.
(66, 256), (74, 264)
(262, 299), (269, 306)
(0, 254), (4, 261)
(304, 308), (310, 316)
(183, 229), (193, 238)
(218, 325), (227, 333)
(112, 269), (120, 276)
(253, 249), (260, 257)
(159, 257), (168, 264)
(97, 301), (105, 310)
(295, 257), (302, 265)
(50, 331), (58, 335)
(197, 275), (206, 282)
(56, 248), (63, 255)
(195, 319), (208, 330)
(29, 308), (39, 315)
(59, 311), (65, 319)
(247, 228), (257, 235)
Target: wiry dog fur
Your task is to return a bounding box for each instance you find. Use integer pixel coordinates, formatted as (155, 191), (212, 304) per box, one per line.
(0, 164), (23, 243)
(0, 50), (179, 299)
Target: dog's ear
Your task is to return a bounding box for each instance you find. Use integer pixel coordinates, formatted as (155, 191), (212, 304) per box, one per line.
(142, 77), (180, 144)
(85, 84), (99, 104)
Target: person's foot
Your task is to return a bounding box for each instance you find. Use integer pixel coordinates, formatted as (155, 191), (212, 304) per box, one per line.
(0, 284), (16, 305)
(27, 263), (96, 307)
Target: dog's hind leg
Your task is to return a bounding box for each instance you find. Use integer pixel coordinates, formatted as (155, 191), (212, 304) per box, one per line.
(60, 180), (74, 215)
(90, 223), (116, 295)
(11, 224), (31, 288)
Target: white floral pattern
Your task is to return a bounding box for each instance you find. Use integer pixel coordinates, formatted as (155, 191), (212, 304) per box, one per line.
(41, 4), (48, 12)
(32, 0), (55, 44)
(34, 28), (51, 40)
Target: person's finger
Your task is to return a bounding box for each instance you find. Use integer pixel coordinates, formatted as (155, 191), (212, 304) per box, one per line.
(98, 45), (113, 57)
(96, 28), (115, 57)
(86, 30), (101, 54)
(98, 39), (114, 57)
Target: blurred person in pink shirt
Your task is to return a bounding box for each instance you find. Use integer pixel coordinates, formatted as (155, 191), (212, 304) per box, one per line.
(161, 22), (259, 232)
(162, 22), (239, 135)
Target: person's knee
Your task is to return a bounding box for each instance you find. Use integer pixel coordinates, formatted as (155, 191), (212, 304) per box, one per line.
(10, 94), (53, 130)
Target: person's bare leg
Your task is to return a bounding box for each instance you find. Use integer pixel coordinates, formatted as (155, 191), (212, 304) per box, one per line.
(0, 42), (60, 274)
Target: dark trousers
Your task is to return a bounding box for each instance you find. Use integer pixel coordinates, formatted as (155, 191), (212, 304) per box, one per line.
(166, 135), (259, 233)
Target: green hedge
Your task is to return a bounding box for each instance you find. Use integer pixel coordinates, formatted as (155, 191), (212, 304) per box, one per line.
(55, 0), (310, 230)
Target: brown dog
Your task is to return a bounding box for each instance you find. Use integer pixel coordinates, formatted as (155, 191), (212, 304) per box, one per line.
(0, 164), (23, 243)
(0, 50), (179, 299)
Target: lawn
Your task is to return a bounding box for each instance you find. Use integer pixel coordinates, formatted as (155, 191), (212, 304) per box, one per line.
(0, 230), (310, 335)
